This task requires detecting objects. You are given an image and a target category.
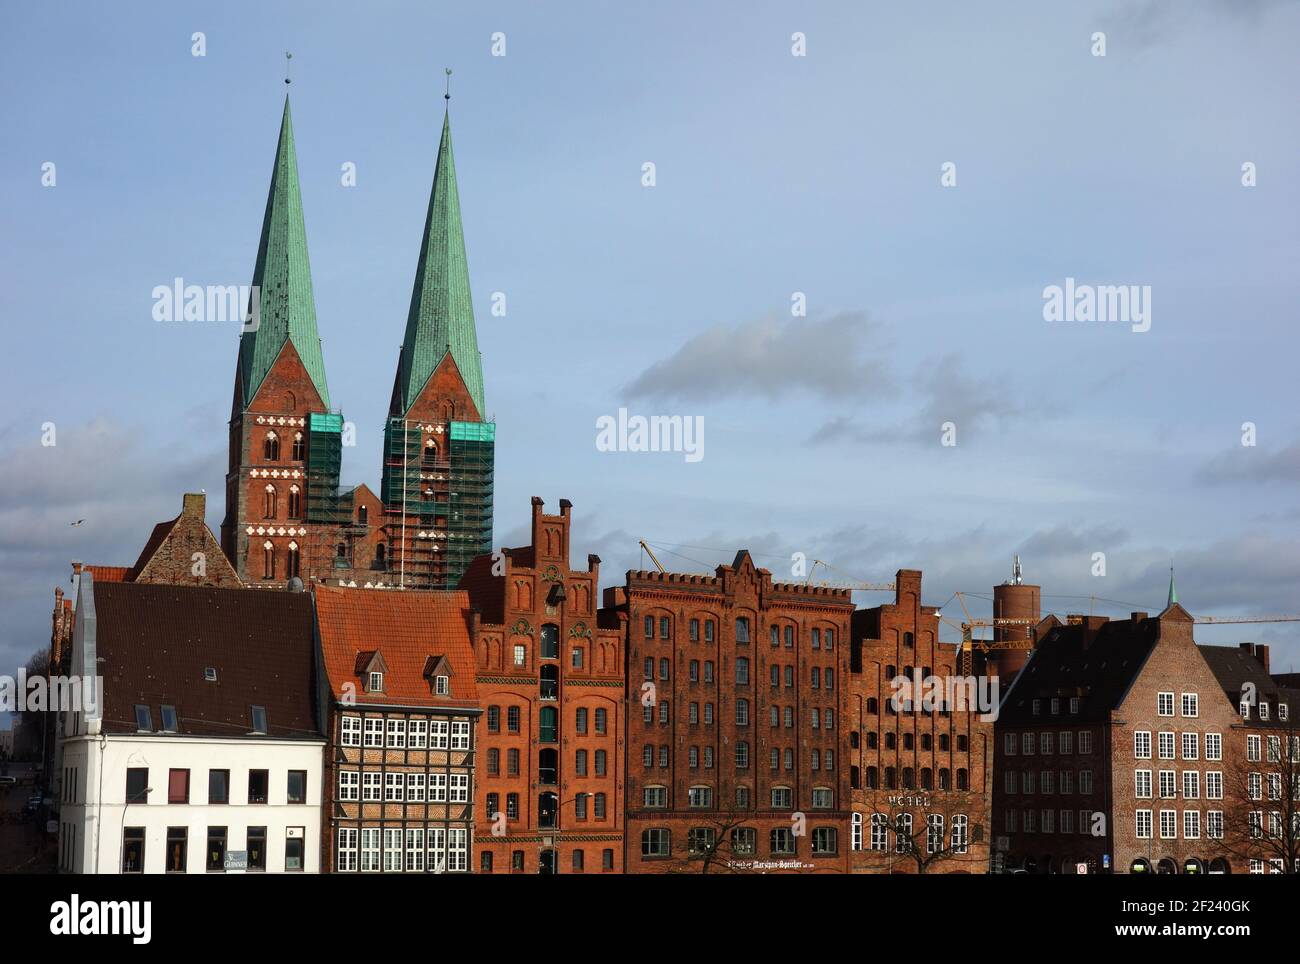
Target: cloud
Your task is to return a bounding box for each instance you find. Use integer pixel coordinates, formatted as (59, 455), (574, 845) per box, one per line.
(623, 311), (895, 402)
(807, 353), (1039, 447)
(1103, 0), (1290, 47)
(0, 417), (223, 675)
(1199, 440), (1300, 484)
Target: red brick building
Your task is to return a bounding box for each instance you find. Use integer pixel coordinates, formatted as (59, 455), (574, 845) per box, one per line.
(459, 498), (624, 873)
(220, 96), (491, 592)
(848, 570), (993, 873)
(603, 551), (853, 873)
(993, 604), (1244, 874)
(314, 584), (481, 873)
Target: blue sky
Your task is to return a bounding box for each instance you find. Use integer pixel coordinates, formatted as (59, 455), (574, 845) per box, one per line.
(2, 0), (1300, 698)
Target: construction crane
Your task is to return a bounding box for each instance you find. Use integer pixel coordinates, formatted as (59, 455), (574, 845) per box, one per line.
(1193, 615), (1300, 624)
(638, 540), (666, 574)
(803, 559), (895, 592)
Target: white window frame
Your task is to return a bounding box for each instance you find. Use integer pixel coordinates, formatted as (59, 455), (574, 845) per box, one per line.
(340, 715), (361, 747)
(1157, 692), (1174, 717)
(339, 770), (359, 801)
(1181, 692), (1199, 718)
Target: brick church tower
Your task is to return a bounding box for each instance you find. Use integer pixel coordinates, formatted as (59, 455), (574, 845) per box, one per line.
(380, 105), (495, 590)
(220, 96), (372, 585)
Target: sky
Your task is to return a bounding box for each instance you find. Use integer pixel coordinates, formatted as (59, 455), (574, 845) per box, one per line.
(2, 0), (1299, 702)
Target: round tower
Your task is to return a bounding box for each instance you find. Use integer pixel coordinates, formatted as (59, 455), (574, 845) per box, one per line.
(991, 555), (1040, 679)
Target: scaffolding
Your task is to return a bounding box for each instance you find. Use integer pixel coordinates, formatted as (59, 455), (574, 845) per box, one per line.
(382, 416), (495, 589)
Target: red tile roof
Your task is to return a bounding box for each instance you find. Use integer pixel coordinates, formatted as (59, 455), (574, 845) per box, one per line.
(314, 585), (479, 708)
(83, 565), (130, 583)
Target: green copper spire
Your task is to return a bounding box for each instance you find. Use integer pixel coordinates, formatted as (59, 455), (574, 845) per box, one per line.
(237, 95), (331, 410)
(1167, 567), (1178, 608)
(396, 108), (485, 418)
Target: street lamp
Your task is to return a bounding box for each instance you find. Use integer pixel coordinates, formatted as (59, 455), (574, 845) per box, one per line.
(538, 792), (591, 874)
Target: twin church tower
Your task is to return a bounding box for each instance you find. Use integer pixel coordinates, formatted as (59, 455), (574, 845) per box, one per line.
(219, 94), (494, 590)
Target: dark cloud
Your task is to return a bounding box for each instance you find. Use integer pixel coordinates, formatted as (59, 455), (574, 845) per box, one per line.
(623, 311), (895, 403)
(0, 417), (223, 676)
(1104, 0), (1290, 47)
(1200, 440), (1300, 484)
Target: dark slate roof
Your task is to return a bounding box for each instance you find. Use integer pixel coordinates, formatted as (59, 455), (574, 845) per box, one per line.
(93, 582), (320, 740)
(1000, 615), (1161, 723)
(1198, 644), (1300, 728)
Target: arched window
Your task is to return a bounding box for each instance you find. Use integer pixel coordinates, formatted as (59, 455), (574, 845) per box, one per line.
(540, 665), (559, 701)
(357, 504), (368, 526)
(541, 624), (560, 659)
(423, 438), (438, 467)
(902, 767), (915, 789)
(263, 485), (276, 519)
(263, 431), (279, 461)
(539, 707), (558, 743)
(375, 543), (386, 567)
(956, 768), (969, 790)
(262, 541), (274, 580)
(287, 542), (300, 579)
(538, 748), (558, 785)
(287, 484), (301, 519)
(920, 767), (933, 790)
(291, 432), (304, 461)
(939, 768), (951, 790)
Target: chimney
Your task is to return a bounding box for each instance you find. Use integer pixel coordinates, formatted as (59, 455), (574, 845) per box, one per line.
(468, 606), (482, 645)
(182, 492), (206, 519)
(559, 499), (572, 516)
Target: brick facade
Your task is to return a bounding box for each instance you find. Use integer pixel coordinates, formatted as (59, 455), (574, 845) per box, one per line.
(459, 498), (624, 873)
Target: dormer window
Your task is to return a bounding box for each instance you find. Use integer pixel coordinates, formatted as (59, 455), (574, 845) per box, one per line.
(369, 671), (384, 693)
(1032, 699), (1041, 716)
(160, 705), (178, 732)
(134, 705), (153, 731)
(1280, 703), (1289, 722)
(1259, 702), (1270, 721)
(1241, 701), (1250, 719)
(250, 705), (268, 734)
(435, 675), (449, 696)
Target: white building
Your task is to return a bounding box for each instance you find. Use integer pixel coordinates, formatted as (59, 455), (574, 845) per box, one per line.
(58, 572), (325, 874)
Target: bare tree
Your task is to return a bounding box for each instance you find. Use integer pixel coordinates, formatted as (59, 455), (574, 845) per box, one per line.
(663, 803), (764, 874)
(1212, 713), (1300, 874)
(853, 788), (984, 874)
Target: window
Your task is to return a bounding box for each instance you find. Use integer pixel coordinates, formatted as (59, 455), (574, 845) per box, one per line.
(641, 828), (671, 858)
(927, 814), (945, 854)
(1247, 734), (1261, 762)
(126, 768), (149, 803)
(660, 617), (671, 639)
(812, 827), (837, 855)
(1136, 810), (1152, 839)
(134, 705), (153, 732)
(1135, 770), (1152, 798)
(1158, 692), (1174, 716)
(643, 616), (654, 638)
(1183, 771), (1200, 799)
(291, 432), (305, 461)
(735, 657), (749, 684)
(122, 827), (146, 873)
(771, 786), (793, 809)
(338, 771), (359, 801)
(1181, 693), (1199, 718)
(688, 786), (713, 808)
(735, 741), (750, 769)
(507, 706), (521, 733)
(513, 644), (526, 667)
(1206, 771), (1223, 800)
(247, 826), (267, 872)
(595, 708), (607, 733)
(894, 814), (913, 853)
(1004, 732), (1018, 755)
(541, 623), (560, 659)
(386, 718), (406, 748)
(208, 769), (229, 805)
(812, 787), (834, 809)
(363, 718), (383, 748)
(168, 769), (190, 804)
(870, 813), (889, 851)
(1183, 810), (1200, 839)
(770, 827), (795, 855)
(1159, 809), (1177, 839)
(336, 828), (358, 872)
(1159, 770), (1176, 798)
(1134, 731), (1152, 759)
(1181, 732), (1198, 761)
(368, 671), (383, 692)
(1078, 731), (1092, 754)
(165, 827), (187, 873)
(207, 827), (228, 872)
(1205, 732), (1222, 761)
(341, 715), (361, 746)
(735, 617), (750, 643)
(248, 770), (269, 804)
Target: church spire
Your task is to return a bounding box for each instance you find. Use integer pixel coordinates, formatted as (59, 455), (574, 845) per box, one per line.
(394, 94), (485, 418)
(1167, 566), (1179, 609)
(237, 94), (331, 410)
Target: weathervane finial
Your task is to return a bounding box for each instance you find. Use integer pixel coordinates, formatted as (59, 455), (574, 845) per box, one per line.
(444, 67), (452, 102)
(285, 51), (293, 86)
